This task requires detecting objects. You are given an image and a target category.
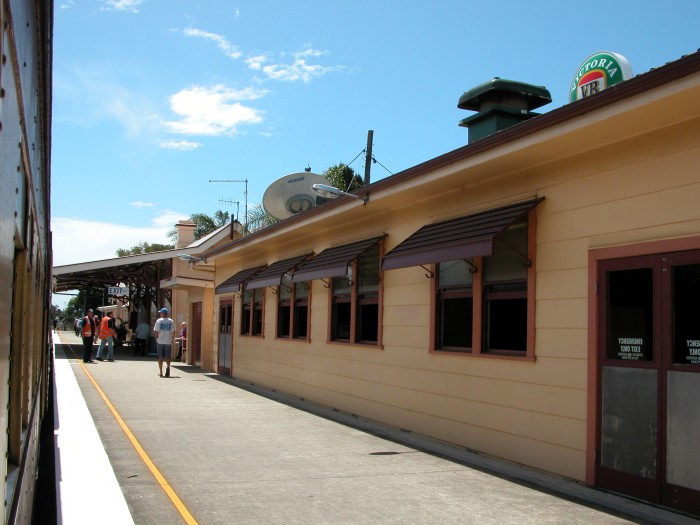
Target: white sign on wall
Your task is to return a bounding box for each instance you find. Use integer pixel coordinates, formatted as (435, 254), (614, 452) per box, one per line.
(108, 286), (129, 296)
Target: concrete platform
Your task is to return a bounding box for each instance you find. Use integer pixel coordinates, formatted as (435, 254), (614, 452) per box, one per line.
(51, 330), (697, 524)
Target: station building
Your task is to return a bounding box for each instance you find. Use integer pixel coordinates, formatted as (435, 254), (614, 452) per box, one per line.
(183, 50), (700, 517)
(52, 49), (700, 518)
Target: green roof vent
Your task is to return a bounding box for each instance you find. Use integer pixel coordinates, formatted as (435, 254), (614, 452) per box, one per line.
(458, 78), (552, 143)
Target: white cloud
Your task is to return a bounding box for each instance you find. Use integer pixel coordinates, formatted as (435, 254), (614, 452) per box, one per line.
(129, 201), (155, 208)
(184, 28), (241, 59)
(163, 85), (267, 136)
(60, 0), (76, 8)
(100, 0), (144, 13)
(52, 212), (187, 267)
(57, 67), (159, 137)
(245, 55), (267, 71)
(251, 46), (345, 83)
(159, 139), (202, 151)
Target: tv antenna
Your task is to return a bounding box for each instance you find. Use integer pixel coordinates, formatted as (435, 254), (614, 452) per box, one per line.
(218, 198), (240, 223)
(209, 178), (248, 226)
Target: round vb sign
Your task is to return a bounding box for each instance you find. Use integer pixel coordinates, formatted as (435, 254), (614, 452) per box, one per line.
(569, 51), (633, 102)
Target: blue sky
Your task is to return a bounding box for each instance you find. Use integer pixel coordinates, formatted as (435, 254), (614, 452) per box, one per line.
(51, 0), (700, 272)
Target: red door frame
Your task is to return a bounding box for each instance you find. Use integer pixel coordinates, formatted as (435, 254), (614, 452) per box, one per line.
(588, 237), (700, 517)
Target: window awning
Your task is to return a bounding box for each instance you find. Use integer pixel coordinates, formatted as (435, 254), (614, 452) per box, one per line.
(215, 265), (266, 294)
(246, 254), (312, 290)
(381, 198), (543, 271)
(291, 236), (384, 282)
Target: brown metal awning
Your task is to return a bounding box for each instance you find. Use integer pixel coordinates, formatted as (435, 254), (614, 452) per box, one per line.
(246, 254), (312, 290)
(215, 265), (266, 294)
(291, 236), (384, 282)
(381, 198), (543, 271)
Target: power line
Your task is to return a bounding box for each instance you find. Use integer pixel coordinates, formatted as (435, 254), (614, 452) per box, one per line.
(371, 155), (393, 176)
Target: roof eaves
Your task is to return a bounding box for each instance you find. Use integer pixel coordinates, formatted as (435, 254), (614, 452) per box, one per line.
(203, 50), (700, 261)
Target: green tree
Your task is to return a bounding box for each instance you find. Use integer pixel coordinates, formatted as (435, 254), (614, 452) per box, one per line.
(322, 163), (363, 192)
(63, 291), (86, 322)
(116, 241), (175, 257)
(244, 203), (279, 233)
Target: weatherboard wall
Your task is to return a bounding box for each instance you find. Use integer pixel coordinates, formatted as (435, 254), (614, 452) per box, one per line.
(210, 68), (700, 483)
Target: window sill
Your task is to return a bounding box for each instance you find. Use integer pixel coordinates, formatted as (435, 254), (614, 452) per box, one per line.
(326, 340), (384, 351)
(430, 349), (535, 362)
(274, 336), (311, 343)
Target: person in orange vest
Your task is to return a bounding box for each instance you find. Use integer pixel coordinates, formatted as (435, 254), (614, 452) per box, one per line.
(96, 311), (116, 361)
(80, 309), (97, 363)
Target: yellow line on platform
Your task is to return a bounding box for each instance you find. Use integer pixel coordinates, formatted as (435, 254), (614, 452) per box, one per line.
(66, 339), (199, 525)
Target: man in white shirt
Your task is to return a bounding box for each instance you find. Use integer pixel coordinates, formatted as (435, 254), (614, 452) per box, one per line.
(153, 307), (175, 377)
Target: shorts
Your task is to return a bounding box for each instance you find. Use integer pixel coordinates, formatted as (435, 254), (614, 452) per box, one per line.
(156, 343), (172, 359)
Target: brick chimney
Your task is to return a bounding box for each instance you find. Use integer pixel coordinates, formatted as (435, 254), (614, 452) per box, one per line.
(175, 220), (196, 249)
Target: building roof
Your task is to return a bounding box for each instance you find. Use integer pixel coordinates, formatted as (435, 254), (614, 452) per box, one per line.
(204, 50), (700, 264)
(53, 221), (238, 292)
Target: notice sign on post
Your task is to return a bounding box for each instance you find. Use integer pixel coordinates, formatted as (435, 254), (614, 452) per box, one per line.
(108, 286), (128, 296)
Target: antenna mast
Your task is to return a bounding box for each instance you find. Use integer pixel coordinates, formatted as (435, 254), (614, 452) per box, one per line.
(209, 179), (248, 226)
(364, 130), (373, 186)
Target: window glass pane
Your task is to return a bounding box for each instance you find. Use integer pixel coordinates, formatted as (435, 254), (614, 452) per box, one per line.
(294, 304), (307, 339)
(606, 268), (653, 361)
(358, 246), (380, 294)
(485, 295), (526, 351)
(280, 275), (292, 300)
(252, 307), (263, 335)
(673, 264), (700, 365)
(241, 307), (250, 335)
(295, 281), (308, 299)
(484, 219), (527, 283)
(278, 304), (290, 337)
(357, 298), (378, 343)
(332, 301), (351, 340)
(333, 274), (352, 295)
(438, 294), (472, 349)
(438, 260), (473, 287)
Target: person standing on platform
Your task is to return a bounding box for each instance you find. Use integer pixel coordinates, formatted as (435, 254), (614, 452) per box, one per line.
(134, 319), (151, 356)
(176, 322), (187, 362)
(96, 311), (116, 361)
(80, 309), (96, 363)
(153, 308), (175, 377)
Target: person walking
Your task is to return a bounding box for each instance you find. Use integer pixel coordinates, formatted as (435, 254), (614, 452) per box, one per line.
(96, 311), (116, 361)
(153, 308), (175, 377)
(80, 309), (97, 363)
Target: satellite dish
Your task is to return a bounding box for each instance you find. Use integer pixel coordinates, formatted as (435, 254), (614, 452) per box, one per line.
(262, 172), (329, 220)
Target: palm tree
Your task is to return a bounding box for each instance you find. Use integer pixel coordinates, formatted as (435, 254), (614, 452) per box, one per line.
(244, 203), (279, 233)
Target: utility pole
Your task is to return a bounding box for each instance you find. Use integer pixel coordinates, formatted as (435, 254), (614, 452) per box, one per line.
(364, 130), (373, 186)
(209, 179), (248, 227)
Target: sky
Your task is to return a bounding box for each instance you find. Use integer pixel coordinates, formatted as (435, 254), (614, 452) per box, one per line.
(51, 0), (700, 305)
